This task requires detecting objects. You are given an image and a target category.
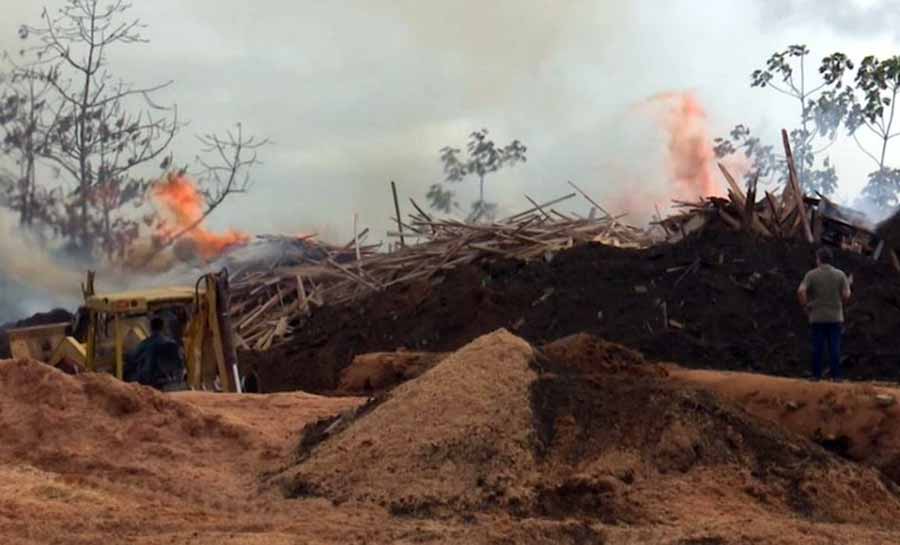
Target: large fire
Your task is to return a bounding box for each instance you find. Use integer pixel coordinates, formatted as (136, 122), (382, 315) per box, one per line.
(151, 173), (249, 261)
(603, 91), (749, 223)
(645, 91), (725, 200)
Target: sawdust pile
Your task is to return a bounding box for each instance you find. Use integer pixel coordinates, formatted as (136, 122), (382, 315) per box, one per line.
(280, 330), (900, 529)
(0, 358), (261, 505)
(281, 331), (540, 515)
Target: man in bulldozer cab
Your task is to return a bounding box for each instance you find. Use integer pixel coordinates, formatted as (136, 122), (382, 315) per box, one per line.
(125, 316), (188, 392)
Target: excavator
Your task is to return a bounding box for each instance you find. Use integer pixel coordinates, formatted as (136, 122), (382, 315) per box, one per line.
(6, 269), (245, 393)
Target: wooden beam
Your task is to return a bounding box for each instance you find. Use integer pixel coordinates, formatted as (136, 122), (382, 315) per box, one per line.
(524, 194), (553, 220)
(567, 181), (611, 218)
(717, 163), (746, 204)
(503, 193), (577, 222)
(742, 172), (758, 232)
(391, 181), (405, 248)
(781, 129), (814, 243)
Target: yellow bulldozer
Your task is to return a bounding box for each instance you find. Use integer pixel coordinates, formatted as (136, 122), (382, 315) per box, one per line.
(6, 269), (244, 393)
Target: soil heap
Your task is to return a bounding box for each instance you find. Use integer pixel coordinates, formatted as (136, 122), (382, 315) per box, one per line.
(245, 226), (900, 394)
(0, 356), (260, 509)
(277, 330), (900, 535)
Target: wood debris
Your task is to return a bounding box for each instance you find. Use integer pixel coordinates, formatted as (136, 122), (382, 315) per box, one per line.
(228, 190), (650, 351)
(659, 162), (881, 258)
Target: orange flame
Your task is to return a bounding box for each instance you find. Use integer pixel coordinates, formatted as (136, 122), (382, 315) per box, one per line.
(646, 91), (724, 200)
(152, 173), (249, 261)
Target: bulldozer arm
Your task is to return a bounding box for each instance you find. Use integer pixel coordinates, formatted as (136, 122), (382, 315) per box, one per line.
(48, 337), (88, 374)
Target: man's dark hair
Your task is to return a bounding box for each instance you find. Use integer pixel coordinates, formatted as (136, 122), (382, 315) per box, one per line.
(816, 247), (834, 264)
(149, 317), (165, 333)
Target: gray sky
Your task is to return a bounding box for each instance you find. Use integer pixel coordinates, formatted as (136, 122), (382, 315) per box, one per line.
(2, 0), (899, 243)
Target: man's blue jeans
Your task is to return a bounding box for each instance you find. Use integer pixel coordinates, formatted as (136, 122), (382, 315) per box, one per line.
(811, 322), (842, 380)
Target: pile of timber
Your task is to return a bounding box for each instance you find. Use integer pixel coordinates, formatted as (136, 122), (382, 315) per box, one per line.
(227, 183), (649, 351)
(660, 129), (818, 243)
(659, 129), (889, 265)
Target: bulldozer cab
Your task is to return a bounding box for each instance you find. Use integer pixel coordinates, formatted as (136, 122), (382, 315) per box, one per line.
(83, 287), (197, 382)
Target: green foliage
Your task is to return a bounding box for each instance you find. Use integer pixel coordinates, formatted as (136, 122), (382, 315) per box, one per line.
(426, 183), (456, 214)
(429, 129), (526, 222)
(716, 45), (848, 196)
(862, 168), (900, 210)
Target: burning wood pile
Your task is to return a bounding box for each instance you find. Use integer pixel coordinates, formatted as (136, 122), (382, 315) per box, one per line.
(658, 130), (885, 260)
(227, 183), (648, 351)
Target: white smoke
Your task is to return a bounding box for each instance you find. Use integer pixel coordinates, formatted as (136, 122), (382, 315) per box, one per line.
(0, 210), (82, 323)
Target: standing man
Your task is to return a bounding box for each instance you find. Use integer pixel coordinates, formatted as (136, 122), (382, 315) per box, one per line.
(797, 247), (852, 381)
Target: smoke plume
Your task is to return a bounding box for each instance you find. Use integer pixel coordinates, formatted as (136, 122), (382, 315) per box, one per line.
(0, 210), (82, 323)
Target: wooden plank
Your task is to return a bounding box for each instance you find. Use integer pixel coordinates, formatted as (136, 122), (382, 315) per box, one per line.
(391, 181), (405, 247)
(717, 163), (746, 204)
(764, 191), (782, 227)
(503, 193), (577, 222)
(781, 129), (814, 243)
(718, 208), (742, 230)
(524, 194), (553, 220)
(237, 291), (280, 330)
(353, 212), (363, 275)
(408, 197), (433, 223)
(296, 275), (310, 316)
(567, 181), (611, 218)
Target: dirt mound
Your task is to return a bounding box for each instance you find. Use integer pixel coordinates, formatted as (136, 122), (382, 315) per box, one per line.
(0, 357), (257, 505)
(248, 226), (900, 394)
(276, 331), (900, 529)
(670, 368), (900, 486)
(542, 333), (661, 375)
(280, 330), (539, 515)
(337, 351), (448, 394)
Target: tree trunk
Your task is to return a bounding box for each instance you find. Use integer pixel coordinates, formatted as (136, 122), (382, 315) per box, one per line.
(77, 10), (98, 254)
(23, 153), (35, 226)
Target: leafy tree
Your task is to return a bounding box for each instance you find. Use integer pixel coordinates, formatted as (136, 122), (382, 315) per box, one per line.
(427, 129), (527, 221)
(715, 45), (852, 195)
(820, 55), (900, 209)
(428, 129), (526, 222)
(18, 0), (179, 256)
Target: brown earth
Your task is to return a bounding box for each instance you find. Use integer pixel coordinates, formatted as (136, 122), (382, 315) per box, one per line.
(5, 330), (900, 544)
(244, 226), (900, 394)
(277, 331), (900, 544)
(336, 350), (448, 394)
(670, 367), (900, 485)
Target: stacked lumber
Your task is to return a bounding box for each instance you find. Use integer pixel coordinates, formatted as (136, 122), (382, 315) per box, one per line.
(659, 130), (815, 243)
(227, 184), (649, 351)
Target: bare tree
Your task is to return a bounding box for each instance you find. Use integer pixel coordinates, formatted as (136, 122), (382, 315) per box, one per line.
(195, 123), (270, 214)
(19, 0), (179, 255)
(0, 60), (64, 227)
(145, 123), (269, 261)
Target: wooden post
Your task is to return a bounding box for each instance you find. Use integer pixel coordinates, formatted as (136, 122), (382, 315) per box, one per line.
(391, 181), (405, 248)
(353, 212), (362, 273)
(742, 172), (758, 232)
(781, 129), (814, 243)
(873, 240), (885, 261)
(567, 181), (611, 219)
